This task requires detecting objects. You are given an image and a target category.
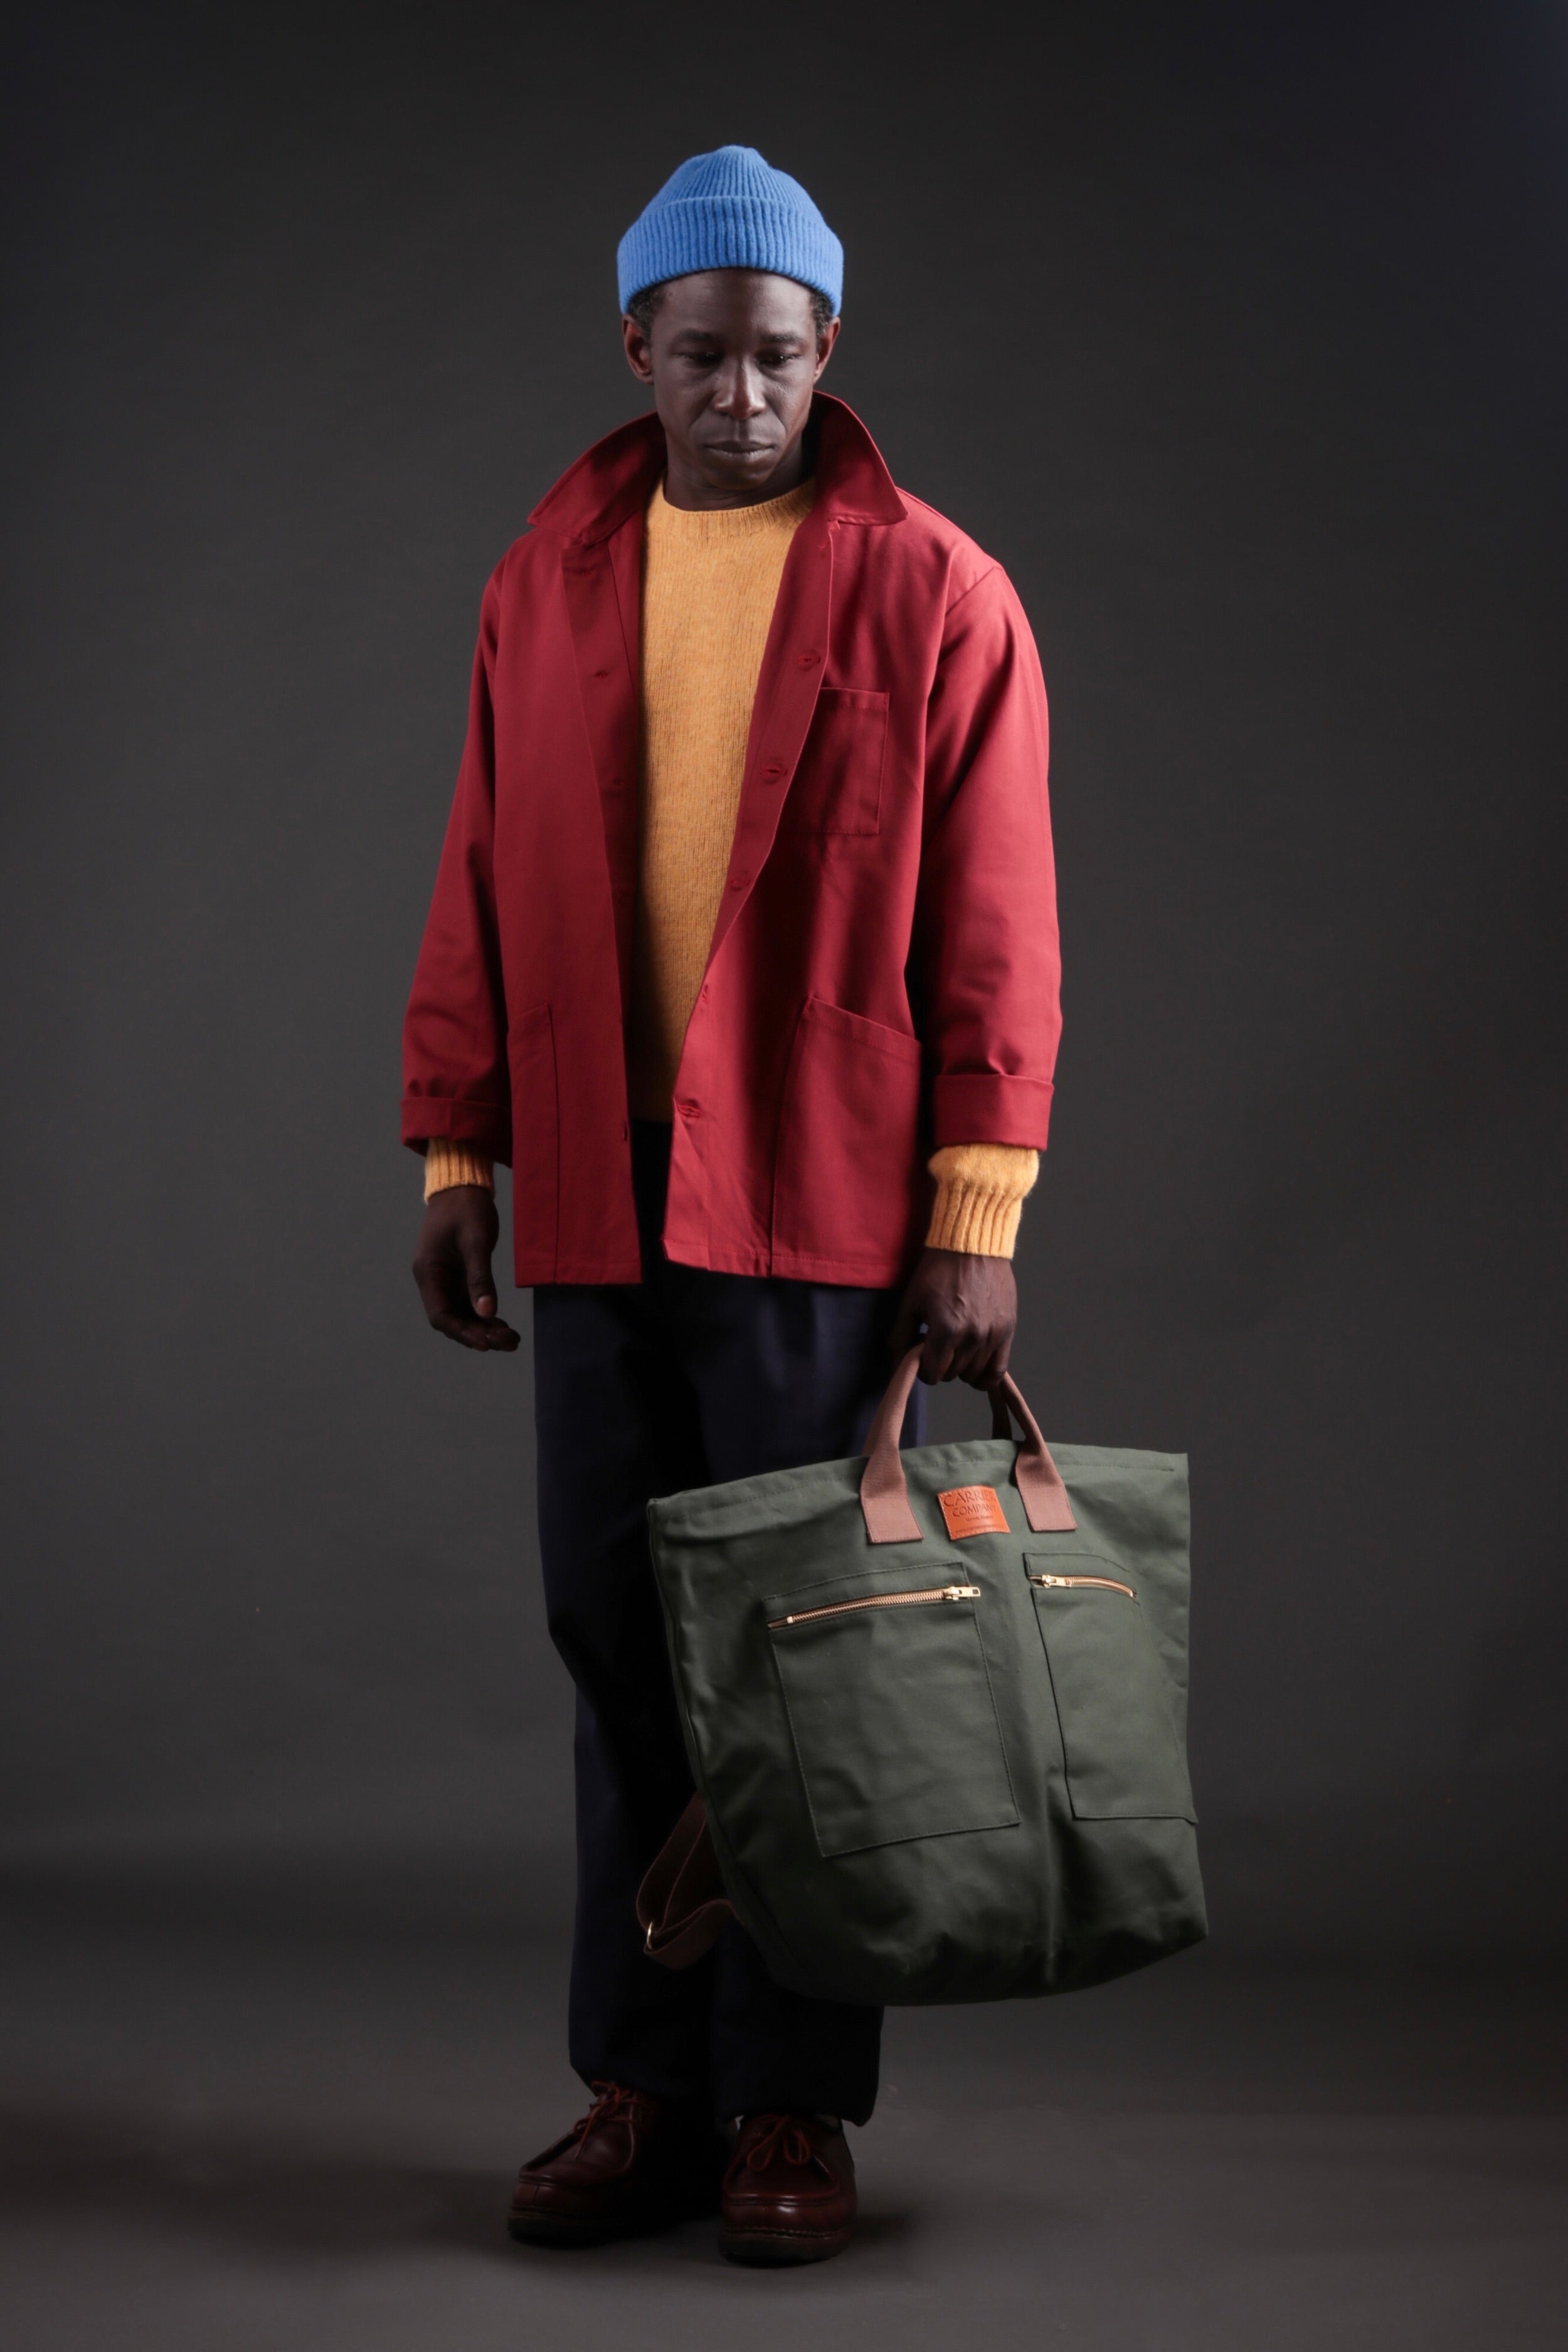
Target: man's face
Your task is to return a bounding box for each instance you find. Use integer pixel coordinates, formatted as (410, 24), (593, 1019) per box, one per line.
(622, 270), (839, 498)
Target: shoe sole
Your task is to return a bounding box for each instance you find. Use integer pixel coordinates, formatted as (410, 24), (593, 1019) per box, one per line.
(719, 2227), (851, 2267)
(509, 2186), (720, 2250)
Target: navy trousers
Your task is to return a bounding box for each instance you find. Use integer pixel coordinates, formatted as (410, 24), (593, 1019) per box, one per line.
(532, 1120), (923, 2127)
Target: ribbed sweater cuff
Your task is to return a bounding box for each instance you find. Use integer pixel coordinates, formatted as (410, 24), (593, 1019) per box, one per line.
(925, 1145), (1039, 1258)
(423, 1139), (495, 1202)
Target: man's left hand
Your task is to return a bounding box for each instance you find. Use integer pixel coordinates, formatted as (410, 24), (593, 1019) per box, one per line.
(889, 1248), (1017, 1389)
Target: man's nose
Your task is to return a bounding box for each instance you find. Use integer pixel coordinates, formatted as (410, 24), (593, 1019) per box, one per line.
(713, 358), (767, 418)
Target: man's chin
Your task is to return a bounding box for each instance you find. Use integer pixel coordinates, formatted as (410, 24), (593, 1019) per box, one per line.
(697, 447), (785, 490)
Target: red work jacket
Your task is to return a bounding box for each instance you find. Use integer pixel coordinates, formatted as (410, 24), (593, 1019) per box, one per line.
(402, 394), (1061, 1288)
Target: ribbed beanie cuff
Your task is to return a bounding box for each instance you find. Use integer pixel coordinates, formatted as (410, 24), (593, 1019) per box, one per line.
(618, 146), (842, 313)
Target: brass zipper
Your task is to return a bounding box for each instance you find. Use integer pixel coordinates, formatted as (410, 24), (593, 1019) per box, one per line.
(769, 1584), (982, 1630)
(1029, 1571), (1136, 1601)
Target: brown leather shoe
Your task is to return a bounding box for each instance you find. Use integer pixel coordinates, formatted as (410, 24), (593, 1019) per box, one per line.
(507, 2081), (721, 2247)
(719, 2112), (856, 2265)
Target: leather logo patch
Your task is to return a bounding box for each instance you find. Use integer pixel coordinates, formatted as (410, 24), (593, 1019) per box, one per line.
(937, 1485), (1010, 1539)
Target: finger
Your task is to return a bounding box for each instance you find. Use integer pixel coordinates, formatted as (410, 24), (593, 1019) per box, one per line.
(415, 1248), (473, 1328)
(920, 1327), (956, 1384)
(428, 1306), (492, 1348)
(962, 1324), (1008, 1387)
(416, 1274), (475, 1335)
(435, 1308), (522, 1364)
(475, 1316), (522, 1350)
(940, 1317), (984, 1383)
(460, 1235), (499, 1317)
(887, 1296), (921, 1357)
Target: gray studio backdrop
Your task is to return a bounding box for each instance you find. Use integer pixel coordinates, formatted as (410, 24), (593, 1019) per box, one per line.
(3, 3), (1564, 1956)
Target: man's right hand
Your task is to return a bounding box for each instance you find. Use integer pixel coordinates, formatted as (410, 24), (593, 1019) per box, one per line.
(411, 1185), (521, 1352)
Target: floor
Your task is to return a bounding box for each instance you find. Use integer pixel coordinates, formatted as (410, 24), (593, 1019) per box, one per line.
(2, 1890), (1564, 2351)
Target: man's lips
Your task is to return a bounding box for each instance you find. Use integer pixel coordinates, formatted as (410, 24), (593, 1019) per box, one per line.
(705, 440), (776, 457)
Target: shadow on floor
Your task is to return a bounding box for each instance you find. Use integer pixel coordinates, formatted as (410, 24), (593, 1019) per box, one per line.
(0, 2104), (918, 2270)
(0, 2104), (514, 2262)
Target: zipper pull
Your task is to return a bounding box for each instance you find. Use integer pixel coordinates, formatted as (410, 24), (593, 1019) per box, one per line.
(943, 1584), (982, 1601)
(1028, 1570), (1137, 1600)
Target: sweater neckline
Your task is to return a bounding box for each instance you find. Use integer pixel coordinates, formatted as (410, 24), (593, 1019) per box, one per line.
(647, 476), (818, 538)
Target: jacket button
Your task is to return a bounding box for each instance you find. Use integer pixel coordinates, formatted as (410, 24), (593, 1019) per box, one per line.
(676, 1098), (701, 1120)
(729, 870), (750, 889)
(762, 763), (784, 781)
(797, 650), (821, 668)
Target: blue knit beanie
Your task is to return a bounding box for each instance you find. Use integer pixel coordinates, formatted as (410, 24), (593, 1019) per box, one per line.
(617, 146), (843, 315)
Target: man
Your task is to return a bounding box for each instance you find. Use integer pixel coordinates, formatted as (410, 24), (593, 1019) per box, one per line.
(403, 146), (1061, 2265)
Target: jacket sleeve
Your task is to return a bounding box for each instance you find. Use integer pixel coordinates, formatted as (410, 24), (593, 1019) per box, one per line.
(401, 569), (514, 1165)
(911, 563), (1061, 1150)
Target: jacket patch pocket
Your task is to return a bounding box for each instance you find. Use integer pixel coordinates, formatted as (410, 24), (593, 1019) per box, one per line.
(1026, 1553), (1195, 1821)
(771, 997), (924, 1272)
(766, 1569), (1019, 1858)
(781, 687), (887, 835)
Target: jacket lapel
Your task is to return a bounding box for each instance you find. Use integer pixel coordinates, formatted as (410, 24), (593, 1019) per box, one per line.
(536, 396), (904, 1005)
(701, 397), (904, 971)
(560, 518), (643, 1021)
(702, 506), (834, 972)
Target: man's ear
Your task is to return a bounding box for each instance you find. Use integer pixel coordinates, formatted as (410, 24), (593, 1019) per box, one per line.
(622, 315), (655, 384)
(813, 316), (842, 381)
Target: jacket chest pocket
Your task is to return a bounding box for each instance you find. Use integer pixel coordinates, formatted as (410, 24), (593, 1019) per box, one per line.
(780, 687), (887, 837)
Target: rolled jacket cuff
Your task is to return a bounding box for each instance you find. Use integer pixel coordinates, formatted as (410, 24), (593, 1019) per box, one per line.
(423, 1139), (495, 1202)
(925, 1144), (1039, 1258)
(930, 1073), (1054, 1150)
(401, 1090), (511, 1163)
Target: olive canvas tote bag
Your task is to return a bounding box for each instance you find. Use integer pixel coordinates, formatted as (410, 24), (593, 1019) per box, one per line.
(638, 1348), (1206, 2007)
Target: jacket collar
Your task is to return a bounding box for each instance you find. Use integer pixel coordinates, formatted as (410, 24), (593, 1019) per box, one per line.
(527, 391), (906, 544)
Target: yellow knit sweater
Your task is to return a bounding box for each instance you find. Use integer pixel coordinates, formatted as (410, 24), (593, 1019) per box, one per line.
(426, 478), (1039, 1254)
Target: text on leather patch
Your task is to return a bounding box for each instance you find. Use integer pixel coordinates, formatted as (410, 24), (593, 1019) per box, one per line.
(937, 1485), (1010, 1539)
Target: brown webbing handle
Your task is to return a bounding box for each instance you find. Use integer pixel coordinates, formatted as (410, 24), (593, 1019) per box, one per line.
(860, 1347), (1078, 1541)
(635, 1794), (734, 1969)
(858, 1346), (928, 1540)
(987, 1372), (1078, 1532)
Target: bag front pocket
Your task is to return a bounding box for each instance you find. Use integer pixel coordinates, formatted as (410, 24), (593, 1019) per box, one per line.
(766, 1573), (1019, 1858)
(1025, 1553), (1195, 1821)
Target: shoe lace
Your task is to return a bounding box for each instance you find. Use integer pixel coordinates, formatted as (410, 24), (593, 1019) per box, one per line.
(743, 2112), (829, 2178)
(571, 2080), (655, 2146)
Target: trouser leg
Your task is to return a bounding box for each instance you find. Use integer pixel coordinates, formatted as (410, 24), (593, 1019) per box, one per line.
(532, 1275), (713, 2106)
(533, 1120), (923, 2127)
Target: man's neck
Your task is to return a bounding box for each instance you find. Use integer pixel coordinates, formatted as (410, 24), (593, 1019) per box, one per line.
(660, 434), (812, 513)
